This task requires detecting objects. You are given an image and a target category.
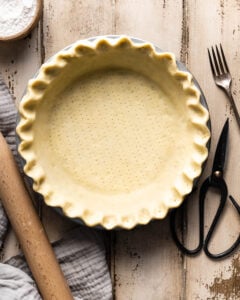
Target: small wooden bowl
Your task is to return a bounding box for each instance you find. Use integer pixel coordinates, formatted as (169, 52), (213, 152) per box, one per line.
(0, 0), (43, 42)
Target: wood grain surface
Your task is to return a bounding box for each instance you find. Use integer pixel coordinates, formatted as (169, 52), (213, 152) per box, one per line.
(0, 1), (239, 299)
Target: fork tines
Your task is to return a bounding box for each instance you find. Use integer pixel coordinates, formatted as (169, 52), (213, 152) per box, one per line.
(208, 44), (229, 77)
(207, 44), (240, 129)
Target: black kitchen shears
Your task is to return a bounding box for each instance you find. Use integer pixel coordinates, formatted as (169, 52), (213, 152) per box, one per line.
(170, 119), (240, 259)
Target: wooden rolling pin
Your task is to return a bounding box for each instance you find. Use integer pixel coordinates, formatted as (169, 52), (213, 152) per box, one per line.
(0, 132), (73, 300)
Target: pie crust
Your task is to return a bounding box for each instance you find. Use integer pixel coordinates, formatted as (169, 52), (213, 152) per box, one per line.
(17, 36), (210, 229)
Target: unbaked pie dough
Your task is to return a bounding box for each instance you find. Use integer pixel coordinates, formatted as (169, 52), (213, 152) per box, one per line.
(17, 36), (210, 229)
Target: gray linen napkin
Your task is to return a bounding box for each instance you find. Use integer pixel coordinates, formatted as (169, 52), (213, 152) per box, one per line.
(0, 76), (113, 300)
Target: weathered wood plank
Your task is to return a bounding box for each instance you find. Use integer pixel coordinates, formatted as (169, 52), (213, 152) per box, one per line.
(0, 26), (42, 260)
(113, 1), (184, 299)
(184, 0), (240, 299)
(114, 0), (183, 54)
(41, 0), (115, 240)
(43, 0), (114, 58)
(113, 219), (184, 300)
(0, 26), (41, 104)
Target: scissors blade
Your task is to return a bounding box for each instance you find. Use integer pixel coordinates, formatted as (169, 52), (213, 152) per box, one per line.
(212, 118), (229, 175)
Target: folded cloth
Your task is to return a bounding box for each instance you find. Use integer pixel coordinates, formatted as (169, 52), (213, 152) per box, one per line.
(1, 227), (112, 300)
(0, 76), (113, 300)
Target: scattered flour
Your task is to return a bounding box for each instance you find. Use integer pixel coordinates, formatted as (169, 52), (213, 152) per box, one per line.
(0, 0), (38, 38)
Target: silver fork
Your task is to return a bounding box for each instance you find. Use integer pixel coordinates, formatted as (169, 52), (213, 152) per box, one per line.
(208, 44), (240, 129)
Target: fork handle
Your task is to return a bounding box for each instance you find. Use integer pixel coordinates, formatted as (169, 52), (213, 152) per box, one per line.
(225, 89), (240, 129)
(0, 132), (73, 300)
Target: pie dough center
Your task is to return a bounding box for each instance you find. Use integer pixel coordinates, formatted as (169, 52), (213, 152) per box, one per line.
(45, 69), (183, 194)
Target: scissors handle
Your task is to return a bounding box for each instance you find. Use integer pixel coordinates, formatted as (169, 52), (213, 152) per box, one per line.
(170, 175), (233, 259)
(207, 194), (240, 259)
(199, 176), (228, 259)
(170, 199), (202, 256)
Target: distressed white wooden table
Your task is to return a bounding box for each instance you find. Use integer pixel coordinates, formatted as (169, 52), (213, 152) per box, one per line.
(0, 1), (239, 299)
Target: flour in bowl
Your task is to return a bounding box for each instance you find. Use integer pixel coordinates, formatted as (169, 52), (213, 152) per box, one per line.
(0, 0), (38, 38)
